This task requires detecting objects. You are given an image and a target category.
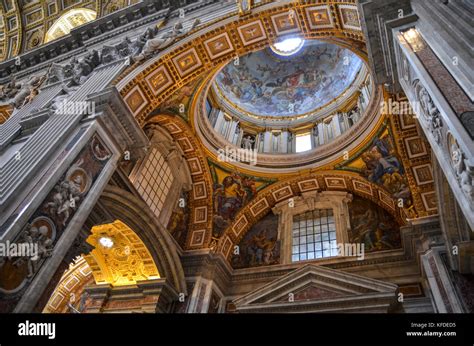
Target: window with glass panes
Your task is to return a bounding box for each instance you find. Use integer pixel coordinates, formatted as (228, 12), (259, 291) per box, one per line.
(133, 148), (174, 218)
(292, 209), (338, 262)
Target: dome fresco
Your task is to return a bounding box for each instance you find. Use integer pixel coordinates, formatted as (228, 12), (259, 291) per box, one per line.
(214, 40), (363, 117)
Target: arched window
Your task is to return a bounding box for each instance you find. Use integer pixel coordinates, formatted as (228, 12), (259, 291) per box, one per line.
(45, 8), (97, 43)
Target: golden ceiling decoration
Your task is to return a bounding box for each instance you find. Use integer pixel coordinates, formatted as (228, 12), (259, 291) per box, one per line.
(116, 1), (439, 260)
(0, 104), (13, 124)
(84, 220), (160, 287)
(387, 93), (438, 218)
(0, 1), (21, 61)
(121, 2), (392, 255)
(43, 256), (94, 313)
(0, 0), (137, 61)
(118, 1), (367, 125)
(44, 8), (97, 43)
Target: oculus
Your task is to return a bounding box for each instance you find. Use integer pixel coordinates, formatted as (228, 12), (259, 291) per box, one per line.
(99, 236), (114, 249)
(270, 37), (305, 56)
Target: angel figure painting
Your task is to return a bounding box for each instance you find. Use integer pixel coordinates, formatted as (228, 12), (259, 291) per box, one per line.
(210, 163), (276, 238)
(167, 191), (190, 248)
(231, 213), (280, 269)
(348, 197), (401, 252)
(361, 135), (412, 206)
(213, 171), (257, 237)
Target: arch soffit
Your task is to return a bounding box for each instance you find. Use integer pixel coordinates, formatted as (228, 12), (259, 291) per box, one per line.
(145, 113), (215, 250)
(98, 185), (187, 294)
(0, 0), (131, 61)
(216, 170), (408, 261)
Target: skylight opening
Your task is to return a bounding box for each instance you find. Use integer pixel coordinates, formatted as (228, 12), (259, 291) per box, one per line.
(270, 37), (305, 56)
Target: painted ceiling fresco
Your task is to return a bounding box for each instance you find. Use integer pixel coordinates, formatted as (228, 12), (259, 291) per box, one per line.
(231, 212), (280, 269)
(214, 40), (363, 117)
(210, 161), (276, 238)
(336, 124), (415, 216)
(348, 196), (402, 252)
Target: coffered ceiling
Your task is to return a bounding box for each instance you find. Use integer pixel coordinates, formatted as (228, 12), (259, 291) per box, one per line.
(0, 0), (140, 61)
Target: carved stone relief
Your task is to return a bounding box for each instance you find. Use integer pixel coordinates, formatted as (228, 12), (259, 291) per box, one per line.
(0, 134), (111, 310)
(414, 80), (443, 144)
(448, 133), (474, 205)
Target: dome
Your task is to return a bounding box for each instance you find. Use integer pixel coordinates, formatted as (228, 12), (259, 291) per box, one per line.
(200, 39), (376, 171)
(213, 40), (363, 118)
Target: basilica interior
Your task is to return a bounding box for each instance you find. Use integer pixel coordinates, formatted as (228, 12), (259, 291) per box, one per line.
(0, 0), (472, 315)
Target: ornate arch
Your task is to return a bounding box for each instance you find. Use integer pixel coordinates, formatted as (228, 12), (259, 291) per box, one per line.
(98, 185), (187, 294)
(0, 0), (136, 60)
(44, 8), (97, 43)
(217, 171), (408, 261)
(115, 1), (370, 251)
(44, 189), (188, 313)
(84, 220), (161, 286)
(43, 257), (94, 313)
